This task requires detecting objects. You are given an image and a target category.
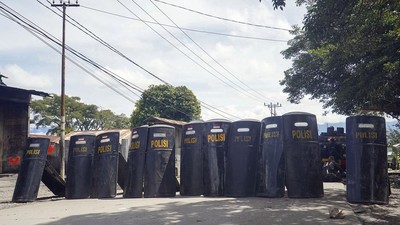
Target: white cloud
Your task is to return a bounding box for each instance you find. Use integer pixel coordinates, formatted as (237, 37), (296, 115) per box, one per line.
(1, 64), (53, 90)
(1, 0), (390, 129)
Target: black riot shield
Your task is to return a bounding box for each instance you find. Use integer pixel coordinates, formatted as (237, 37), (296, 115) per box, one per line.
(91, 132), (120, 198)
(346, 116), (388, 204)
(180, 121), (206, 196)
(12, 138), (50, 202)
(225, 119), (260, 197)
(257, 116), (285, 198)
(283, 112), (323, 198)
(203, 119), (230, 197)
(124, 125), (149, 198)
(66, 134), (96, 199)
(144, 125), (176, 197)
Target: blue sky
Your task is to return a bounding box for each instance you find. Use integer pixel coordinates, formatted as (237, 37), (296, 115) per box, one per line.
(1, 0), (396, 126)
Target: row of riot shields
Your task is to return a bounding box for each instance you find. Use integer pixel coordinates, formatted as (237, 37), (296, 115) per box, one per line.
(13, 113), (388, 204)
(13, 125), (177, 201)
(180, 113), (388, 204)
(180, 113), (323, 198)
(66, 125), (177, 199)
(180, 119), (262, 197)
(258, 113), (323, 198)
(66, 132), (120, 199)
(123, 125), (176, 198)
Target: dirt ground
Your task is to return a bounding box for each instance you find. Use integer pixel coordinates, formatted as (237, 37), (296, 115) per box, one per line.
(1, 174), (400, 224)
(347, 174), (400, 225)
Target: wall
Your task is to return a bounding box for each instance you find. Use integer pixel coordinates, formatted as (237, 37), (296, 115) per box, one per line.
(0, 101), (29, 173)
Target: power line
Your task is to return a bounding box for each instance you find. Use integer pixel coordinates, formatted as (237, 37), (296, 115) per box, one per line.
(79, 4), (288, 42)
(23, 6), (192, 115)
(121, 0), (264, 104)
(2, 1), (242, 120)
(75, 3), (284, 115)
(264, 102), (282, 116)
(40, 1), (237, 120)
(153, 0), (292, 31)
(0, 4), (138, 104)
(150, 0), (272, 102)
(67, 2), (281, 114)
(2, 5), (203, 120)
(118, 1), (256, 118)
(40, 0), (148, 93)
(41, 0), (171, 86)
(1, 1), (237, 120)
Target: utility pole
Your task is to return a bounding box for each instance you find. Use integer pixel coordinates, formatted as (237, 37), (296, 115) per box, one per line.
(51, 0), (79, 180)
(264, 102), (282, 117)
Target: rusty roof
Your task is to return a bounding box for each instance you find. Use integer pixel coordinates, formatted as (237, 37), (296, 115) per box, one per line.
(145, 116), (187, 127)
(30, 129), (132, 143)
(28, 134), (59, 143)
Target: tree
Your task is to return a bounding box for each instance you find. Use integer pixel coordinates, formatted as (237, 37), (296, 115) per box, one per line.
(260, 0), (308, 10)
(388, 129), (400, 146)
(30, 94), (130, 135)
(388, 128), (400, 159)
(130, 84), (201, 128)
(96, 109), (130, 130)
(265, 0), (400, 120)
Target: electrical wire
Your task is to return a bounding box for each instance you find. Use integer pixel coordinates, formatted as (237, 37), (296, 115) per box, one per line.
(39, 0), (148, 93)
(150, 0), (273, 102)
(0, 6), (138, 104)
(80, 3), (284, 116)
(38, 0), (237, 120)
(115, 1), (245, 119)
(120, 0), (264, 105)
(0, 2), (238, 121)
(1, 1), (236, 120)
(152, 0), (292, 31)
(79, 4), (288, 42)
(41, 0), (170, 87)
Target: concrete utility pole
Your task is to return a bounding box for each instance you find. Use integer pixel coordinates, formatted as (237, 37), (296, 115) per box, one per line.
(51, 0), (79, 180)
(264, 102), (282, 117)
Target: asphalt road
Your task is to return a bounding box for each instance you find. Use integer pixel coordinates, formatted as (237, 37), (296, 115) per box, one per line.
(0, 174), (360, 225)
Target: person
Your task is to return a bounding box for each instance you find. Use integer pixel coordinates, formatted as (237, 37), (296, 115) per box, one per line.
(328, 138), (341, 163)
(323, 156), (344, 182)
(392, 156), (397, 170)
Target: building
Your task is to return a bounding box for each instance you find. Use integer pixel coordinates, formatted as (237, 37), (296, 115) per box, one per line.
(0, 85), (49, 173)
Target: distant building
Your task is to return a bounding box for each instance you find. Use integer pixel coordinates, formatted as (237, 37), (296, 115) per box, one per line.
(0, 85), (49, 173)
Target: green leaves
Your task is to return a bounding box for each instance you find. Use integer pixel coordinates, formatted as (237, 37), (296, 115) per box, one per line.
(130, 84), (201, 128)
(30, 94), (130, 135)
(280, 0), (400, 119)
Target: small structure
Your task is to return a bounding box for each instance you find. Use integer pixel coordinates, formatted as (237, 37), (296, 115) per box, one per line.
(0, 85), (49, 173)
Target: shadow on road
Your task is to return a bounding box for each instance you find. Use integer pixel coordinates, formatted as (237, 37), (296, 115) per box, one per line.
(31, 187), (358, 225)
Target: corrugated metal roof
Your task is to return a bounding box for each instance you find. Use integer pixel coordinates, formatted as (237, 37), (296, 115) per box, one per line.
(30, 129), (132, 143)
(145, 116), (186, 126)
(0, 85), (50, 97)
(28, 134), (59, 143)
(65, 129), (132, 141)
